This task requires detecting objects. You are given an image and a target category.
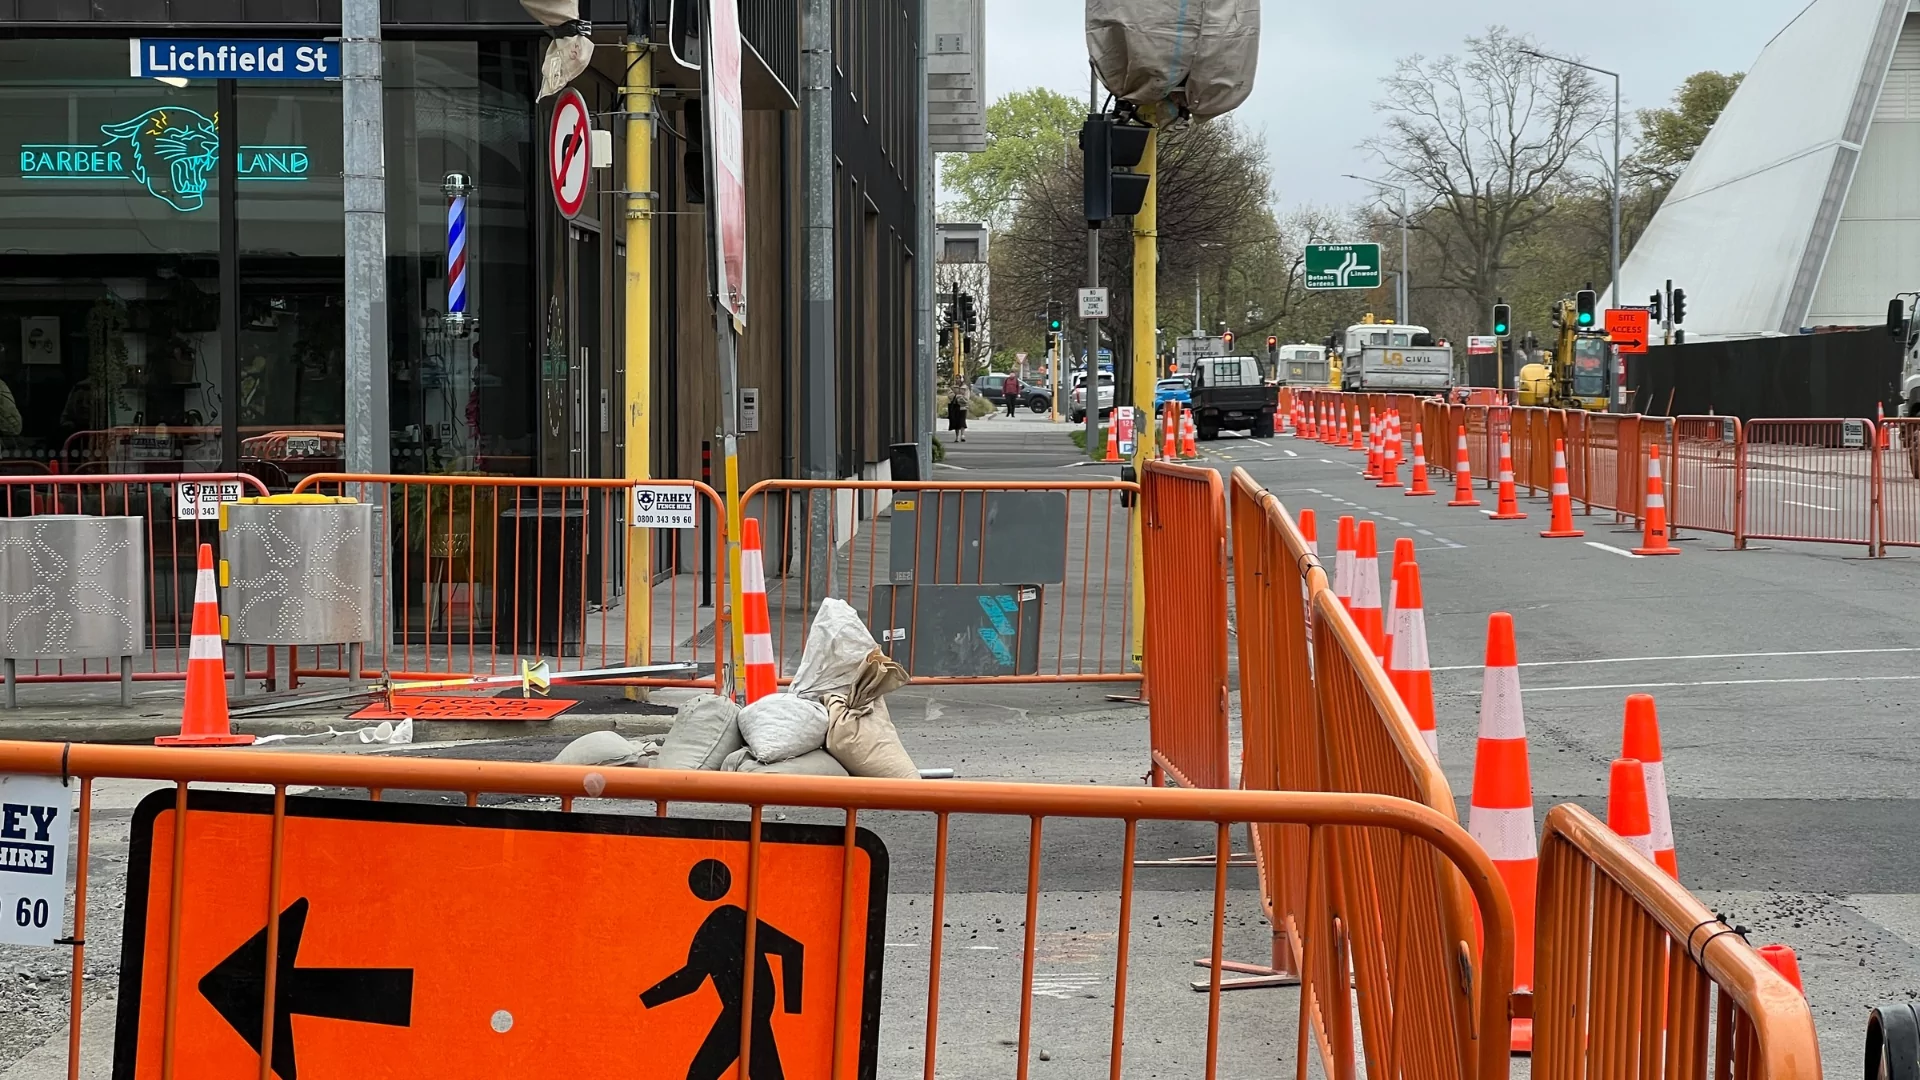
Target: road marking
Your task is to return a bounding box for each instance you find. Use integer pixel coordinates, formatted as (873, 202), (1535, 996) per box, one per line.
(965, 945), (1000, 951)
(1431, 646), (1920, 673)
(1416, 529), (1434, 536)
(886, 942), (924, 948)
(1030, 973), (1107, 999)
(1478, 508), (1498, 516)
(1585, 541), (1645, 559)
(1321, 459), (1337, 465)
(1284, 449), (1298, 457)
(1523, 674), (1920, 694)
(1785, 499), (1841, 512)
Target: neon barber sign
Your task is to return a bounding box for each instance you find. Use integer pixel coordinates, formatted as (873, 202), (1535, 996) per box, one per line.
(19, 108), (310, 211)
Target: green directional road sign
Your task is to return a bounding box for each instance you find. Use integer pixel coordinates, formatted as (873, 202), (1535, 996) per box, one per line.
(1304, 243), (1383, 291)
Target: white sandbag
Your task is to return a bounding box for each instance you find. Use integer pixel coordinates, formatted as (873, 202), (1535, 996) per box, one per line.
(552, 729), (640, 767)
(737, 748), (850, 777)
(824, 650), (916, 778)
(735, 693), (831, 764)
(721, 746), (751, 772)
(789, 597), (880, 700)
(657, 694), (744, 770)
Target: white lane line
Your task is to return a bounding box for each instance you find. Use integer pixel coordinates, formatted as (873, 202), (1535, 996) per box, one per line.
(1321, 459), (1337, 464)
(1585, 541), (1645, 559)
(1523, 674), (1920, 694)
(1416, 528), (1434, 536)
(1785, 499), (1841, 512)
(1284, 449), (1298, 457)
(1431, 646), (1920, 673)
(1478, 508), (1498, 516)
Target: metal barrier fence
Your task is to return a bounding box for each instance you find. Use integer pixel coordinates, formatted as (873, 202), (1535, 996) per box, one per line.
(1140, 462), (1231, 790)
(1741, 420), (1880, 555)
(0, 473), (277, 688)
(290, 473), (726, 688)
(740, 479), (1140, 686)
(1535, 804), (1824, 1079)
(1671, 416), (1745, 543)
(0, 739), (1515, 1080)
(1883, 418), (1920, 550)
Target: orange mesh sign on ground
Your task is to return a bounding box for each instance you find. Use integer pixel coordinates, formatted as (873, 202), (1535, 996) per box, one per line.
(347, 695), (579, 721)
(113, 791), (886, 1080)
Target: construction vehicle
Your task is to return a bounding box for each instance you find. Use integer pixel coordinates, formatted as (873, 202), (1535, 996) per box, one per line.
(1517, 296), (1613, 411)
(1332, 315), (1454, 393)
(1274, 343), (1336, 388)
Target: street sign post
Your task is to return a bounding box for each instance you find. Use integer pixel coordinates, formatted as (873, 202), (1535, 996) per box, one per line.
(1078, 287), (1109, 319)
(130, 39), (342, 79)
(548, 88), (591, 219)
(1304, 243), (1383, 291)
(114, 790), (887, 1079)
(1606, 308), (1650, 354)
(1467, 335), (1498, 356)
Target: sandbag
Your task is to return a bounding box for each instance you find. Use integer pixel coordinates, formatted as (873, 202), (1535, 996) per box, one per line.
(656, 695), (744, 771)
(1086, 0), (1260, 119)
(790, 597), (880, 700)
(552, 729), (640, 767)
(735, 692), (831, 764)
(824, 650), (917, 779)
(737, 748), (850, 778)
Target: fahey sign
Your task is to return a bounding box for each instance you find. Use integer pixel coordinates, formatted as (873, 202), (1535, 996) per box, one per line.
(0, 774), (71, 948)
(112, 790), (886, 1080)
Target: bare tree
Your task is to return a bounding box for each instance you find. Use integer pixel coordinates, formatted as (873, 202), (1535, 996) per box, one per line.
(1365, 27), (1607, 319)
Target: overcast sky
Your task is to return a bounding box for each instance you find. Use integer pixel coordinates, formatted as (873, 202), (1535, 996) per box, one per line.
(978, 0), (1816, 209)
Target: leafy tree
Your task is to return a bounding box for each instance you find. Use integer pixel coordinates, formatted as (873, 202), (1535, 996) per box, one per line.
(937, 88), (1085, 230)
(1634, 71), (1744, 188)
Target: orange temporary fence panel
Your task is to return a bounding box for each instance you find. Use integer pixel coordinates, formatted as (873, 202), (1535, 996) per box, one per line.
(1670, 416), (1744, 543)
(1141, 461), (1231, 789)
(1741, 419), (1880, 554)
(1881, 418), (1920, 549)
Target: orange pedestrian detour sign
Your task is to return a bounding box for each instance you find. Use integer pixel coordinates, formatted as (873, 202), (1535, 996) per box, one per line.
(112, 791), (887, 1080)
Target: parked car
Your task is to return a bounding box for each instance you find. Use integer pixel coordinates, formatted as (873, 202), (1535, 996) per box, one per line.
(1187, 355), (1279, 439)
(1154, 376), (1192, 410)
(1069, 371), (1116, 423)
(972, 373), (1012, 404)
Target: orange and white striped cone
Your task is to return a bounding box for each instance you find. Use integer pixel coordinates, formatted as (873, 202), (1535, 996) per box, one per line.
(1275, 400), (1288, 435)
(1607, 757), (1656, 862)
(1406, 424), (1437, 496)
(1333, 515), (1356, 612)
(739, 517), (778, 703)
(1364, 411), (1383, 479)
(1378, 410), (1403, 488)
(1104, 421), (1121, 462)
(1349, 405), (1365, 451)
(1299, 507), (1317, 556)
(1621, 694), (1678, 878)
(157, 543), (254, 747)
(1162, 404), (1177, 459)
(1633, 444), (1681, 555)
(1350, 520), (1386, 663)
(1383, 536), (1415, 672)
(1539, 438), (1585, 538)
(1491, 432), (1528, 520)
(1449, 425), (1482, 508)
(1181, 408), (1199, 457)
(1470, 611), (1536, 1053)
(1390, 557), (1437, 758)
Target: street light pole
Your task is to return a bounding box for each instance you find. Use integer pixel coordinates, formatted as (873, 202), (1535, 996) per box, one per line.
(1525, 49), (1621, 308)
(1343, 174), (1408, 325)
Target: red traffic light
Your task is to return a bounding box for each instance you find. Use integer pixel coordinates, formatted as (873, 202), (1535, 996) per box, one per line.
(1222, 331), (1235, 348)
(1266, 335), (1278, 348)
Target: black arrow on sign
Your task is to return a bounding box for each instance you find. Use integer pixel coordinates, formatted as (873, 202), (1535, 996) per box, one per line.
(198, 897), (414, 1080)
(1613, 333), (1647, 351)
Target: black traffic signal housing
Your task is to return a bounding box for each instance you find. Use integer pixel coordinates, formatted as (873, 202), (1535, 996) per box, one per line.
(1890, 297), (1908, 341)
(1222, 330), (1235, 351)
(1649, 291), (1663, 323)
(1492, 301), (1511, 337)
(1266, 335), (1278, 350)
(1575, 287), (1598, 328)
(1670, 288), (1687, 325)
(1081, 112), (1152, 224)
(957, 293), (977, 332)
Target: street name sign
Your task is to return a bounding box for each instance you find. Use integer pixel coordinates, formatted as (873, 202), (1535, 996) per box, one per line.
(1606, 308), (1650, 354)
(113, 790), (886, 1080)
(1304, 243), (1382, 291)
(130, 39), (342, 80)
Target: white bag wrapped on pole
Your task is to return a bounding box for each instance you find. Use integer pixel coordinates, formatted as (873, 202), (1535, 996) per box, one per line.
(519, 0), (595, 99)
(790, 597), (881, 700)
(735, 692), (832, 764)
(1085, 0), (1260, 118)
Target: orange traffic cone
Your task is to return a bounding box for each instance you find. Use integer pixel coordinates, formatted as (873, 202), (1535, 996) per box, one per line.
(1622, 694), (1678, 878)
(1349, 405), (1365, 451)
(1333, 515), (1356, 611)
(1539, 438), (1584, 538)
(1450, 426), (1482, 508)
(157, 543), (254, 746)
(1364, 411), (1382, 478)
(740, 517), (778, 703)
(1491, 432), (1528, 520)
(1633, 444), (1681, 555)
(1162, 404), (1177, 459)
(1384, 536), (1415, 668)
(1390, 558), (1437, 758)
(1181, 408), (1198, 457)
(1378, 411), (1403, 488)
(1757, 945), (1806, 994)
(1299, 507), (1317, 556)
(1406, 424), (1437, 496)
(1350, 520), (1386, 663)
(1104, 421), (1120, 462)
(1470, 611), (1536, 1053)
(1607, 757), (1656, 862)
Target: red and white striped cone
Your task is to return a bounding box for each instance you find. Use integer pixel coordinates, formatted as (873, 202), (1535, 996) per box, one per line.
(1389, 557), (1437, 759)
(1162, 404), (1178, 459)
(1333, 514), (1356, 612)
(1350, 520), (1386, 663)
(1622, 694), (1679, 878)
(1633, 444), (1681, 555)
(739, 517), (778, 703)
(1470, 611), (1536, 1053)
(1299, 507), (1317, 557)
(1383, 536), (1415, 672)
(1491, 432), (1528, 520)
(1364, 411), (1383, 479)
(1539, 438), (1585, 538)
(1449, 425), (1482, 508)
(1378, 410), (1403, 488)
(1406, 424), (1437, 496)
(1181, 408), (1199, 457)
(157, 543), (254, 746)
(1348, 405), (1365, 451)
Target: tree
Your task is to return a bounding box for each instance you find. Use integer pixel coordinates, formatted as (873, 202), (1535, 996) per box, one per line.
(1633, 70), (1744, 188)
(937, 89), (1085, 230)
(1364, 27), (1607, 321)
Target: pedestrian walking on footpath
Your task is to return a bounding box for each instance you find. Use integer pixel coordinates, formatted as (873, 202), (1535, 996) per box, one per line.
(1002, 373), (1021, 417)
(947, 386), (969, 442)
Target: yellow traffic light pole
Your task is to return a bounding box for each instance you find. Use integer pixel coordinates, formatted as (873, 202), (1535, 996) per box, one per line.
(1128, 124), (1157, 672)
(621, 37), (655, 698)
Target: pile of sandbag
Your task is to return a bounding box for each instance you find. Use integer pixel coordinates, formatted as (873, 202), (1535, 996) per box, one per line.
(655, 598), (918, 778)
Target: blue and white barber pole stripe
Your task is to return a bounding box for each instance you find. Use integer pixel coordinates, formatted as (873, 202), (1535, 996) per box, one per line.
(447, 193), (468, 315)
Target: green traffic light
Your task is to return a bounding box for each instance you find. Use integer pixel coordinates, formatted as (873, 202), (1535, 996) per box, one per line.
(1050, 320), (1061, 331)
(1494, 321), (1509, 335)
(1577, 313), (1593, 326)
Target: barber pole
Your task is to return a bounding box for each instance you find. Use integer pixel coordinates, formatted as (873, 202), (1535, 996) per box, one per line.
(443, 172), (473, 336)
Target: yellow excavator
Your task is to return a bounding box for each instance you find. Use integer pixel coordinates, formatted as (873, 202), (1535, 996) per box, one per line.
(1517, 297), (1613, 411)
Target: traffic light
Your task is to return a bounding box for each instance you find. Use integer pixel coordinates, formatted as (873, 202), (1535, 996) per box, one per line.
(1080, 112), (1152, 224)
(1575, 287), (1598, 328)
(1649, 291), (1663, 323)
(1670, 288), (1687, 325)
(1492, 301), (1511, 337)
(957, 293), (977, 332)
(1222, 330), (1235, 350)
(1890, 297), (1908, 340)
(1266, 335), (1278, 350)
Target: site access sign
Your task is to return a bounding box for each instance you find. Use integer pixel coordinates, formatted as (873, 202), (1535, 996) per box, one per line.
(1304, 243), (1383, 291)
(1606, 307), (1651, 354)
(112, 790), (887, 1080)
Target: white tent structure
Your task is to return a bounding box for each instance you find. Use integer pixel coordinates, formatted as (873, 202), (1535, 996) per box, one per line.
(1604, 0), (1920, 338)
